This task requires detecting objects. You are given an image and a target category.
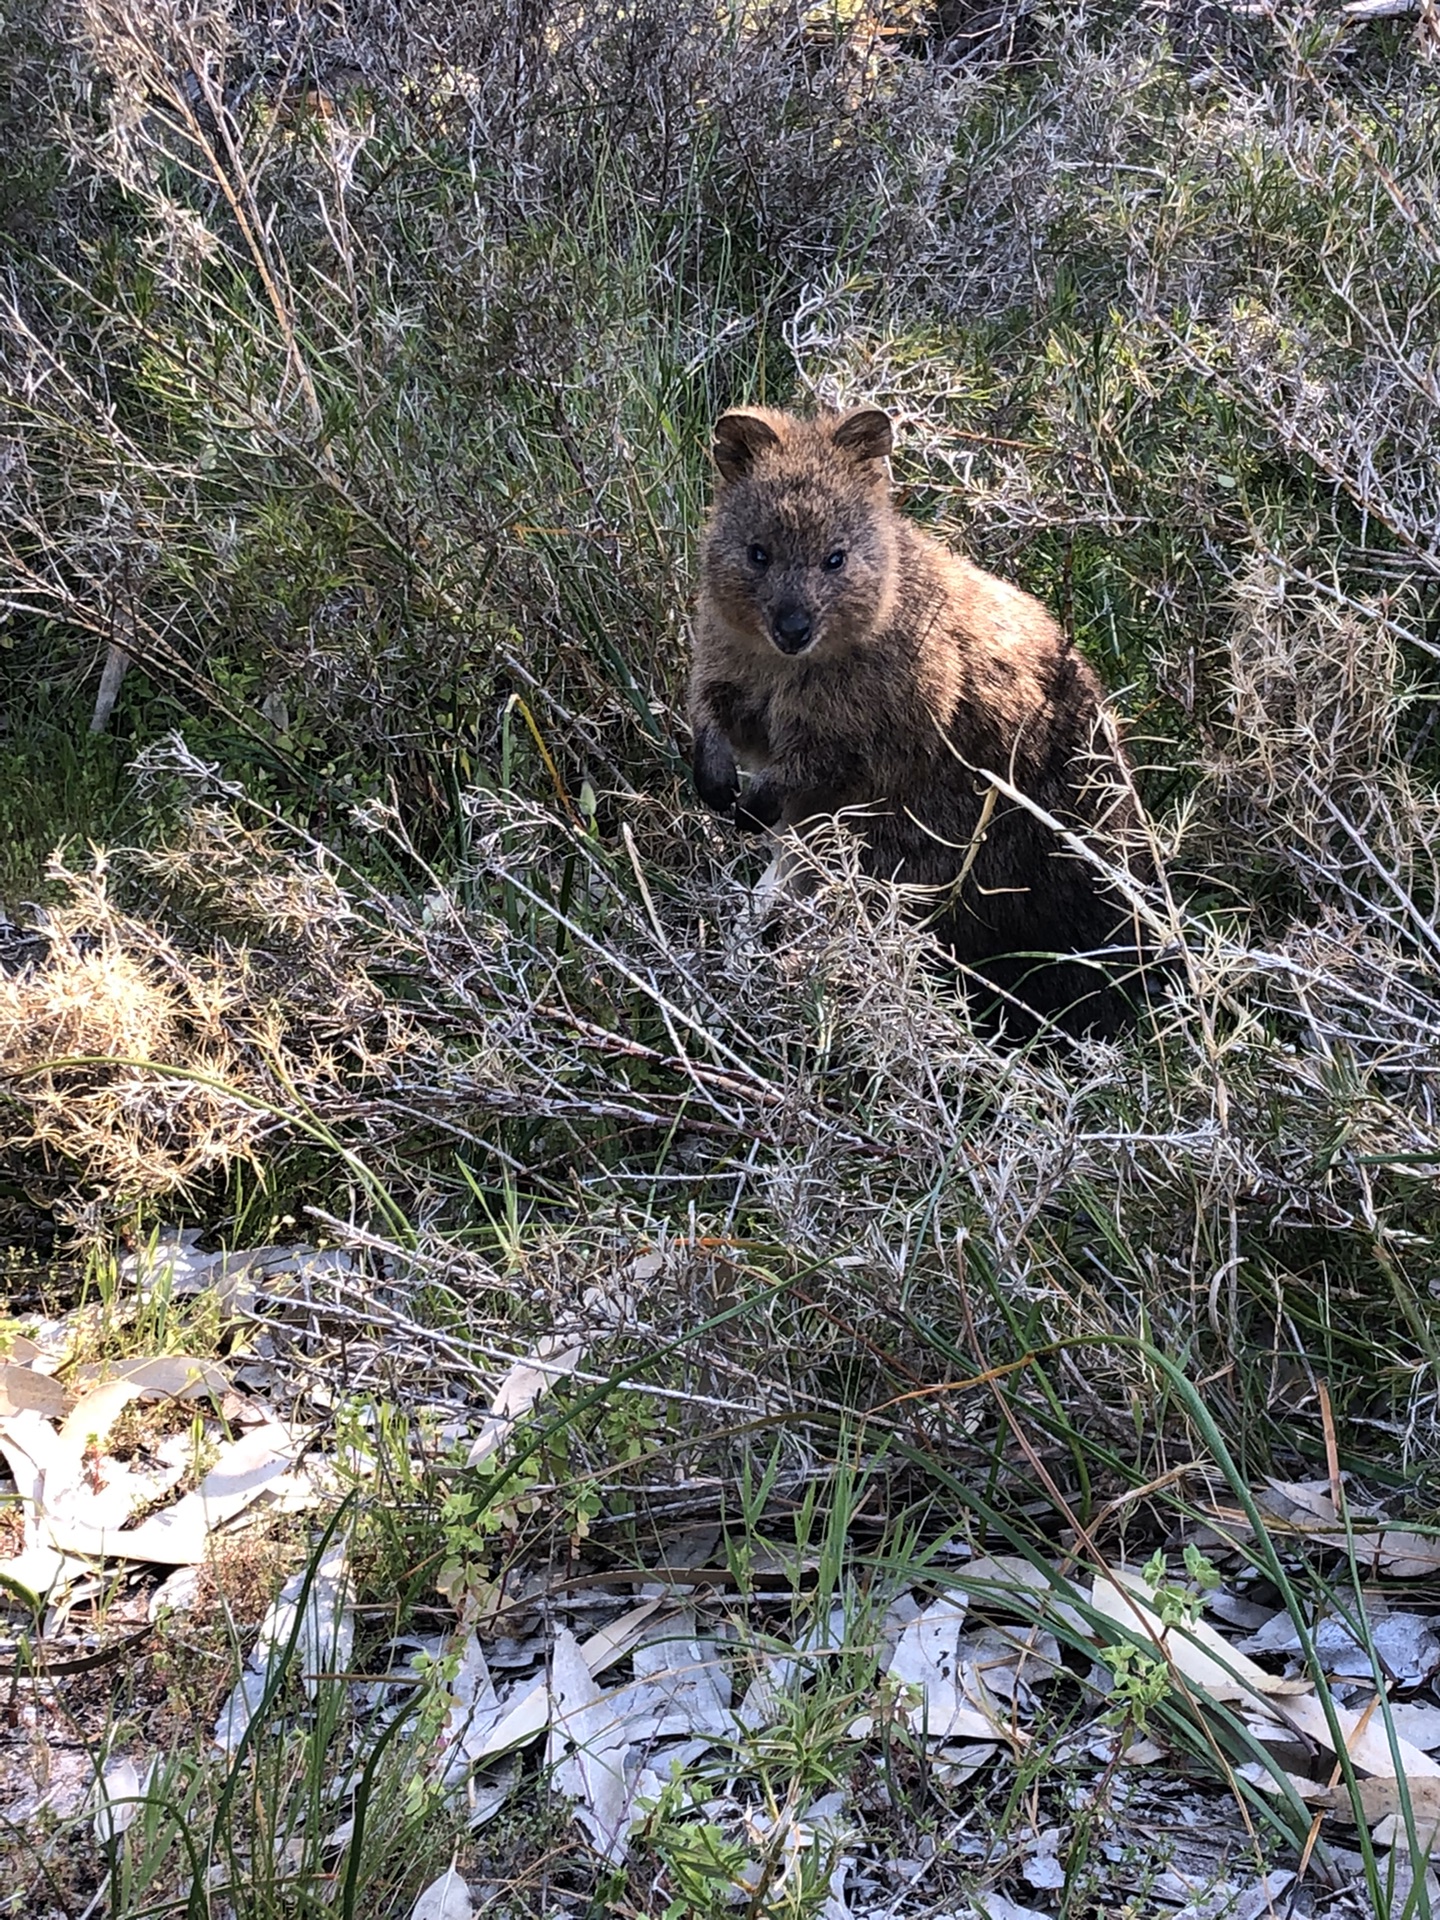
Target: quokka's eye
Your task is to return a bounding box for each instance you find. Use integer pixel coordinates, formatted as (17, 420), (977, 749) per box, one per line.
(823, 549), (847, 572)
(747, 543), (770, 568)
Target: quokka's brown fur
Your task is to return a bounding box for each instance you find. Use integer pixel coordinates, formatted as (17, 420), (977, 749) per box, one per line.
(688, 405), (1157, 1035)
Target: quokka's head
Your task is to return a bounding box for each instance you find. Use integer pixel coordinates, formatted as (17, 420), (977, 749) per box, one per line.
(702, 407), (899, 659)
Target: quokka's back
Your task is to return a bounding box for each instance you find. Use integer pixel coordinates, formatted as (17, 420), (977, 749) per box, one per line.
(688, 404), (1157, 1035)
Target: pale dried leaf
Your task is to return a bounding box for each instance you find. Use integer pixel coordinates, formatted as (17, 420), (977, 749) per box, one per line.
(47, 1440), (190, 1540)
(1091, 1568), (1289, 1702)
(743, 1606), (846, 1731)
(546, 1627), (632, 1863)
(49, 1420), (308, 1564)
(0, 1362), (67, 1419)
(1021, 1829), (1065, 1890)
(1318, 1613), (1440, 1685)
(213, 1670), (269, 1751)
(0, 1410), (50, 1547)
(214, 1539), (353, 1751)
(471, 1599), (667, 1761)
(625, 1616), (733, 1738)
(296, 1541), (354, 1697)
(466, 1763), (518, 1831)
(92, 1757), (141, 1846)
(1313, 1773), (1440, 1824)
(409, 1864), (473, 1920)
(1371, 1812), (1440, 1853)
(1241, 1607), (1440, 1689)
(583, 1594), (668, 1669)
(1263, 1478), (1344, 1523)
(886, 1591), (1003, 1743)
(17, 1316), (86, 1370)
(40, 1380), (154, 1537)
(959, 1623), (1063, 1718)
(466, 1334), (584, 1467)
(58, 1380), (143, 1456)
(1234, 1759), (1331, 1802)
(1205, 1589), (1280, 1632)
(148, 1565), (203, 1620)
(930, 1741), (994, 1788)
(0, 1544), (93, 1610)
(1273, 1692), (1440, 1779)
(1213, 1496), (1440, 1576)
(122, 1235), (355, 1311)
(1388, 1702), (1440, 1752)
(736, 1655), (796, 1732)
(120, 1228), (205, 1287)
(67, 1356), (228, 1402)
(1238, 1610), (1301, 1656)
(442, 1623), (502, 1764)
(1173, 1872), (1296, 1920)
(262, 1454), (341, 1515)
(1371, 1533), (1440, 1578)
(952, 1554), (1092, 1639)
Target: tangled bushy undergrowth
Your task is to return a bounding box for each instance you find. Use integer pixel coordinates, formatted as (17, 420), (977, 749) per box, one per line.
(3, 0), (1440, 1505)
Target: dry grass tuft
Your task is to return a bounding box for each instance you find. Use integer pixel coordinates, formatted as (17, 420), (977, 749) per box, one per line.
(0, 836), (411, 1216)
(1, 855), (260, 1205)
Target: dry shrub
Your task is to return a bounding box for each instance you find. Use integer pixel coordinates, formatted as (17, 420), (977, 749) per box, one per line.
(3, 674), (1438, 1477)
(1, 856), (260, 1206)
(1206, 564), (1436, 891)
(0, 833), (411, 1218)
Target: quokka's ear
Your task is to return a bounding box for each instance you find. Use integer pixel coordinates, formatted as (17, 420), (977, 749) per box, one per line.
(713, 409), (783, 484)
(831, 407), (893, 466)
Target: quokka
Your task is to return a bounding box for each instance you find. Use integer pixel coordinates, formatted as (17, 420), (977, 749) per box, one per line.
(688, 405), (1157, 1035)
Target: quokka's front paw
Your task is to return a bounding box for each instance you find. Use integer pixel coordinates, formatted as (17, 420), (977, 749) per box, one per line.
(736, 776), (784, 833)
(693, 725), (740, 813)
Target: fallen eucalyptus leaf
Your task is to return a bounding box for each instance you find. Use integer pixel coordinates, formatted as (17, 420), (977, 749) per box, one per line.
(1091, 1568), (1288, 1703)
(1388, 1702), (1440, 1753)
(466, 1333), (584, 1467)
(92, 1757), (142, 1847)
(215, 1538), (352, 1751)
(886, 1590), (1004, 1744)
(0, 1544), (92, 1612)
(621, 1615), (733, 1739)
(67, 1356), (228, 1403)
(440, 1621), (502, 1768)
(951, 1554), (1092, 1640)
(1313, 1773), (1440, 1825)
(471, 1598), (667, 1762)
(409, 1864), (473, 1920)
(0, 1362), (67, 1419)
(48, 1420), (309, 1564)
(547, 1627), (632, 1863)
(1272, 1692), (1440, 1780)
(148, 1565), (204, 1620)
(58, 1380), (143, 1457)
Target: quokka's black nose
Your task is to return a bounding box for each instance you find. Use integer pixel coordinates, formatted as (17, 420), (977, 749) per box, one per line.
(771, 605), (813, 653)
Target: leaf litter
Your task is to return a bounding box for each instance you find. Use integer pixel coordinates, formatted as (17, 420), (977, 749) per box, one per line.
(6, 1250), (1440, 1914)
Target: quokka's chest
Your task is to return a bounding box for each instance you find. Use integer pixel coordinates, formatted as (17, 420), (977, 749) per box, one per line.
(763, 650), (932, 747)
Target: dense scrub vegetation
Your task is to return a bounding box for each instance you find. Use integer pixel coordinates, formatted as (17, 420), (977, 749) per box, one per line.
(4, 1), (1440, 1913)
